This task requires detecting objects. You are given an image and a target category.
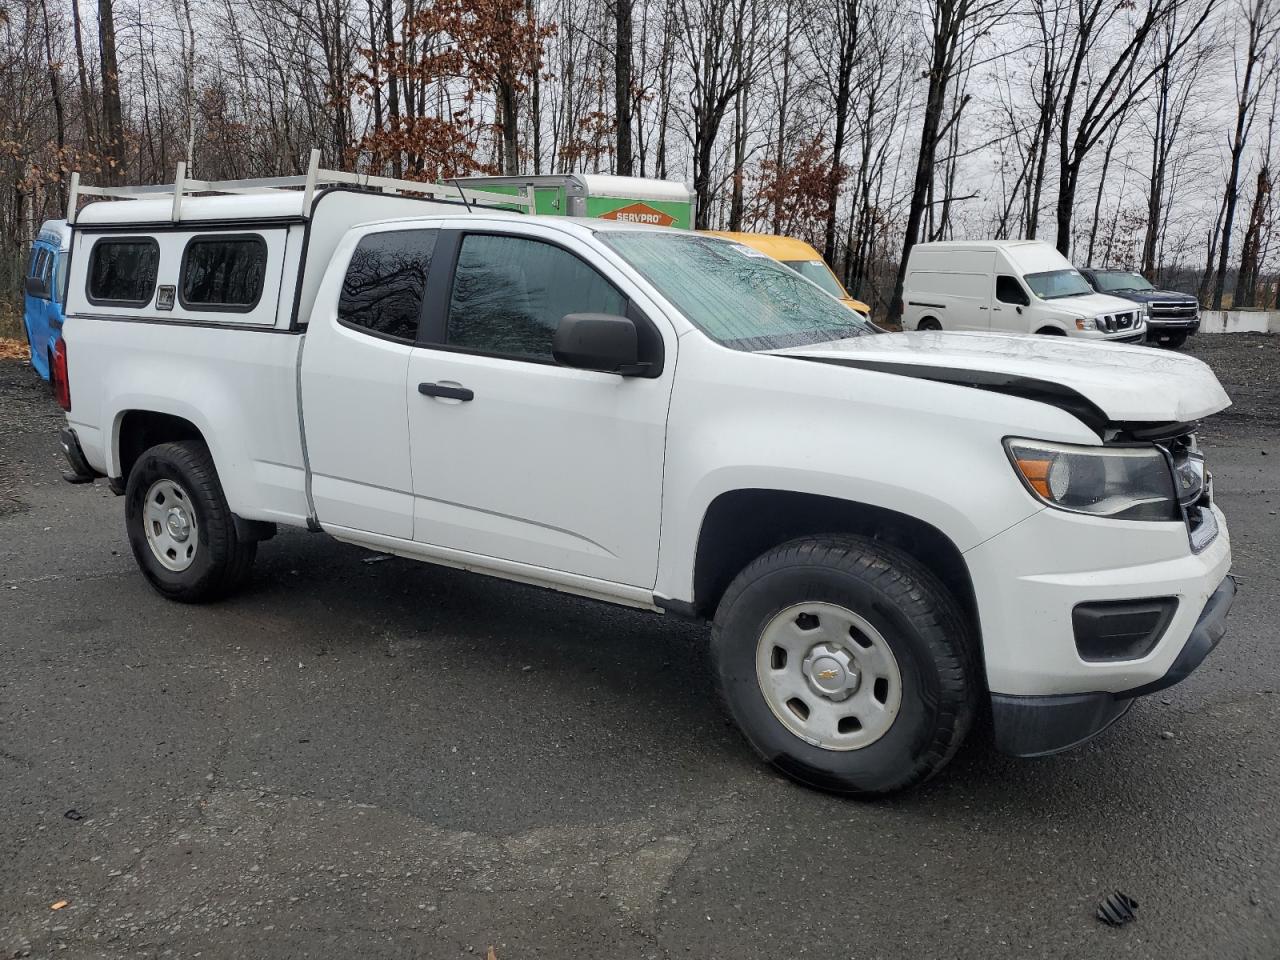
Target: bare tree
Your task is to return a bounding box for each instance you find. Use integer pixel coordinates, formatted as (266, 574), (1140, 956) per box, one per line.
(1210, 0), (1280, 308)
(676, 0), (749, 227)
(97, 0), (126, 181)
(1140, 12), (1215, 275)
(614, 0), (634, 175)
(1054, 0), (1216, 256)
(891, 0), (1011, 320)
(805, 0), (862, 262)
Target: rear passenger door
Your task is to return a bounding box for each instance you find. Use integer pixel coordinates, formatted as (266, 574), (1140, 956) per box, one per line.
(301, 228), (436, 539)
(404, 224), (675, 589)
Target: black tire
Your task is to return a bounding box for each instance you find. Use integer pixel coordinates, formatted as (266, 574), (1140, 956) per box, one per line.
(917, 316), (941, 331)
(1036, 326), (1067, 336)
(710, 535), (978, 795)
(125, 440), (256, 602)
(1158, 332), (1188, 349)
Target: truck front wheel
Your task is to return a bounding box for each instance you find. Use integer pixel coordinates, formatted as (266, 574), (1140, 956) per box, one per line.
(124, 441), (256, 603)
(710, 536), (978, 795)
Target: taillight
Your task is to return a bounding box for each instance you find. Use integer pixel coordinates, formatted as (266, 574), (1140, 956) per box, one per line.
(52, 338), (70, 411)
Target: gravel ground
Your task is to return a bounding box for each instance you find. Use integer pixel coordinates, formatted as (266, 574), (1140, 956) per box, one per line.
(1, 333), (1277, 959)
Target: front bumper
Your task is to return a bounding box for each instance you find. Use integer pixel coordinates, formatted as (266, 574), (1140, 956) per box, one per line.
(991, 575), (1235, 756)
(1147, 317), (1200, 338)
(967, 503), (1231, 697)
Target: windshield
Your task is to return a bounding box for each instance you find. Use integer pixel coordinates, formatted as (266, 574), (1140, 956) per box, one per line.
(781, 259), (846, 298)
(1091, 270), (1154, 293)
(1024, 269), (1094, 300)
(600, 232), (877, 350)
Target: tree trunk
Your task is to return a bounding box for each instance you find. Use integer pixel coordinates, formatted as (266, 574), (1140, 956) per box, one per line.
(38, 0), (67, 207)
(728, 81), (747, 230)
(71, 0), (97, 162)
(499, 80), (519, 175)
(1235, 166), (1270, 308)
(1085, 125), (1120, 266)
(614, 0), (633, 176)
(891, 9), (951, 321)
(98, 0), (127, 183)
(529, 0), (542, 174)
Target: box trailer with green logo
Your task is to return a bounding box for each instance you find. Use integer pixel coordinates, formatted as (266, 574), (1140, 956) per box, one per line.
(449, 174), (692, 229)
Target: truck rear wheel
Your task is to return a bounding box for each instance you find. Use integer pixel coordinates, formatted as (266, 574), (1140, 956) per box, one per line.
(125, 441), (256, 603)
(710, 536), (978, 795)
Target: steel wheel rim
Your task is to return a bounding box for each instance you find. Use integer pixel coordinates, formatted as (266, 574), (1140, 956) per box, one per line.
(755, 601), (903, 751)
(142, 478), (199, 572)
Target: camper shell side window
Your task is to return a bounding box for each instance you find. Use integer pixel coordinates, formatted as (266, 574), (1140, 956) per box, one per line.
(87, 237), (160, 308)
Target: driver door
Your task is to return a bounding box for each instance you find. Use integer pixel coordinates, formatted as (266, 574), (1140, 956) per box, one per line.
(991, 275), (1031, 332)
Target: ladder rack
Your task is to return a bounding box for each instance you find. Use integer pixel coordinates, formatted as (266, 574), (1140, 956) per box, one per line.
(66, 148), (534, 224)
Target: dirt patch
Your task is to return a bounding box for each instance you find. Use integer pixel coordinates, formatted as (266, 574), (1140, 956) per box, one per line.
(0, 303), (23, 341)
(0, 337), (30, 362)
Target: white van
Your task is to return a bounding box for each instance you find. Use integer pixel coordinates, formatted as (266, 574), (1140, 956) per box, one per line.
(902, 240), (1147, 342)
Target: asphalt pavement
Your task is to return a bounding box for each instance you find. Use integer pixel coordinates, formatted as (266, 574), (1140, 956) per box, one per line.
(1, 335), (1278, 959)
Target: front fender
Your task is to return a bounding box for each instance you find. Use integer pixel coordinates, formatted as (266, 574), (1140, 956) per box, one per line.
(653, 340), (1094, 603)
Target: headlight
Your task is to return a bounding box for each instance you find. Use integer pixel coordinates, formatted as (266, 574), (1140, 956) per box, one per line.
(1075, 317), (1098, 331)
(1005, 439), (1179, 521)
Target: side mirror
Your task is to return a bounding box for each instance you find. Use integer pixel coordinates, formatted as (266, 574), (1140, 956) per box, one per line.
(553, 313), (646, 375)
(25, 275), (50, 299)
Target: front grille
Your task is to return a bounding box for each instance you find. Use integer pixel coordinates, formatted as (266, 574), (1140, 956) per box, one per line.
(1098, 311), (1138, 332)
(1149, 300), (1199, 322)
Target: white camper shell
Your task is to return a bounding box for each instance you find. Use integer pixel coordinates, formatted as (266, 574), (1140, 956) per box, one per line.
(902, 240), (1147, 342)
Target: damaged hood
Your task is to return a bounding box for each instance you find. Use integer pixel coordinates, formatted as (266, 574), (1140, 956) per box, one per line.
(771, 331), (1231, 425)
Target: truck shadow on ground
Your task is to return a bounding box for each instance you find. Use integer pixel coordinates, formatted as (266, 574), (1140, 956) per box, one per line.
(203, 527), (1246, 824)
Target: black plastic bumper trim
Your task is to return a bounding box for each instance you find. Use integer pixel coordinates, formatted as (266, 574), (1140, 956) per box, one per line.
(991, 575), (1235, 758)
(59, 427), (101, 485)
(1121, 575), (1236, 697)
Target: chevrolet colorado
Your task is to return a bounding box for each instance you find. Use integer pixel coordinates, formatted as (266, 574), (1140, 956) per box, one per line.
(54, 173), (1235, 794)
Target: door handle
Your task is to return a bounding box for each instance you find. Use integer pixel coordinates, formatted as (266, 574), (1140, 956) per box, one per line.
(418, 382), (474, 401)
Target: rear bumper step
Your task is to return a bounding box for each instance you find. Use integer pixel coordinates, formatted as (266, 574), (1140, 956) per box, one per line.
(59, 427), (102, 485)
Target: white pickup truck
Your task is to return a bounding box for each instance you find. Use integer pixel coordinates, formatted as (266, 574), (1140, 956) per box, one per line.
(54, 168), (1236, 795)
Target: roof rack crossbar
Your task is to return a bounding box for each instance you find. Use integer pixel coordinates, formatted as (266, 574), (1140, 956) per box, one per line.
(65, 149), (534, 224)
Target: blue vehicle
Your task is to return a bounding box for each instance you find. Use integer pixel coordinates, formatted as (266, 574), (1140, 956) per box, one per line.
(22, 220), (71, 380)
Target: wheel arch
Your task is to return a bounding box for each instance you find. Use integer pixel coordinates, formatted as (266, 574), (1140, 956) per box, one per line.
(688, 489), (981, 645)
(113, 409), (207, 487)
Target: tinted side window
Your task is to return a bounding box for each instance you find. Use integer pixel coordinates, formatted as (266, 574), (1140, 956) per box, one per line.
(338, 230), (437, 342)
(180, 236), (267, 310)
(996, 275), (1028, 305)
(446, 235), (625, 362)
(29, 248), (46, 278)
(54, 255), (68, 305)
(88, 238), (159, 306)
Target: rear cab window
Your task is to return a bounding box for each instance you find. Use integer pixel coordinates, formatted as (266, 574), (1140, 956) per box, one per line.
(338, 229), (437, 343)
